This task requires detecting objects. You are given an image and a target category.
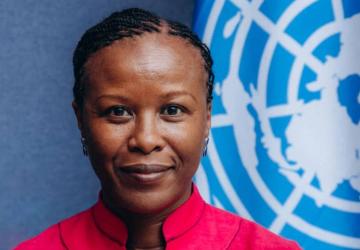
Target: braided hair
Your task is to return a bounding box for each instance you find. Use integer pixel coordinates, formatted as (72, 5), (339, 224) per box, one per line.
(73, 8), (214, 108)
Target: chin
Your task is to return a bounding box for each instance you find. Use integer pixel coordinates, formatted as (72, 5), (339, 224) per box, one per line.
(103, 181), (191, 216)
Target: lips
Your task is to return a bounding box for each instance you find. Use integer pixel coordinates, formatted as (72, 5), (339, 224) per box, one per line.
(115, 164), (174, 184)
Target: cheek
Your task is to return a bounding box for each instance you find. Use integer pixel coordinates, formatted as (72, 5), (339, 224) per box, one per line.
(162, 117), (206, 169)
(85, 120), (130, 168)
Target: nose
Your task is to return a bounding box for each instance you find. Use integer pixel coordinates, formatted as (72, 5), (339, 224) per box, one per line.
(128, 112), (166, 154)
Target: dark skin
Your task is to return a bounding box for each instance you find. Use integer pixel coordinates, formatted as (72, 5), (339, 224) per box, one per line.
(73, 32), (211, 249)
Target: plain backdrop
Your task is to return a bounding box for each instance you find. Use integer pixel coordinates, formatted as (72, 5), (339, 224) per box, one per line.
(0, 1), (194, 249)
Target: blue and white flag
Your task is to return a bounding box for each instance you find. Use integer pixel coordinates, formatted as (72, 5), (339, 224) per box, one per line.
(193, 0), (360, 249)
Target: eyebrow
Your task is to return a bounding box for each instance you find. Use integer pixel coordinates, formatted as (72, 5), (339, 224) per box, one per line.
(95, 91), (198, 103)
(160, 90), (198, 103)
(95, 95), (130, 104)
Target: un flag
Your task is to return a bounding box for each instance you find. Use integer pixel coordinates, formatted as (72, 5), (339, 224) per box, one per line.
(193, 0), (360, 249)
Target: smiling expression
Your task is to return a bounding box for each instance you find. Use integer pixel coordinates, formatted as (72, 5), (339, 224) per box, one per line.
(73, 32), (211, 215)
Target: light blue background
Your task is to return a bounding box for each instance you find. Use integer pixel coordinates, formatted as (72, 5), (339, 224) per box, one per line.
(0, 1), (194, 249)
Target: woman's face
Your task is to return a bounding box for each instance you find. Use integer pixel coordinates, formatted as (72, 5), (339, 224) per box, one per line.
(74, 33), (211, 215)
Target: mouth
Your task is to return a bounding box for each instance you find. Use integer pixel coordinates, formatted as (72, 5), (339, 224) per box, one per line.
(115, 164), (174, 184)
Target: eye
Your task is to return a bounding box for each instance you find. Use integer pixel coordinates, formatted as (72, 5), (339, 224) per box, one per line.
(105, 106), (132, 117)
(161, 105), (184, 116)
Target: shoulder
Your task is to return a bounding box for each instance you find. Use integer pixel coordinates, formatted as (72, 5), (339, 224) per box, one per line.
(14, 209), (92, 250)
(13, 223), (63, 250)
(201, 203), (243, 231)
(203, 204), (301, 250)
(230, 214), (301, 249)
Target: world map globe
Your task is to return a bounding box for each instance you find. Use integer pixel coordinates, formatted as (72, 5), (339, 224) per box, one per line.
(194, 0), (360, 249)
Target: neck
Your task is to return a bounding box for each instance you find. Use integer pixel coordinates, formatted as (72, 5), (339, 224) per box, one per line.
(125, 213), (166, 250)
(102, 185), (193, 249)
(101, 199), (173, 250)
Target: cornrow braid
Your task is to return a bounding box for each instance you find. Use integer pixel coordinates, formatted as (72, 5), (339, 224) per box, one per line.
(73, 8), (214, 108)
(167, 20), (214, 103)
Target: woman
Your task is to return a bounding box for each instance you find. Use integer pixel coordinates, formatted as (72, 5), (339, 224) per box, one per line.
(16, 8), (301, 250)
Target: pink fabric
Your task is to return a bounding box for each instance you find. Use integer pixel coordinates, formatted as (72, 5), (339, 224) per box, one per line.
(15, 185), (301, 249)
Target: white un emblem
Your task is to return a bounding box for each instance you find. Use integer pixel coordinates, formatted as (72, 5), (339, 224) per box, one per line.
(194, 0), (360, 249)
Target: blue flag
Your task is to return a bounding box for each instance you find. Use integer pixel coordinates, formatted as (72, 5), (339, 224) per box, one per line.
(193, 0), (360, 249)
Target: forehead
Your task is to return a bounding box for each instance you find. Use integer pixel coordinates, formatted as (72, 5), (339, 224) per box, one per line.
(85, 32), (206, 85)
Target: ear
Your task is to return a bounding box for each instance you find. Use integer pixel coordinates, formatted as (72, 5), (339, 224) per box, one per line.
(205, 102), (212, 138)
(72, 101), (83, 132)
